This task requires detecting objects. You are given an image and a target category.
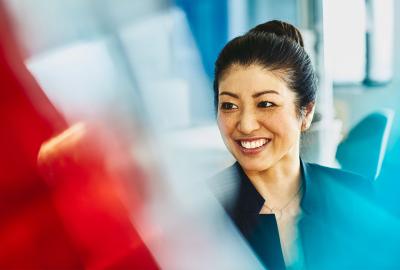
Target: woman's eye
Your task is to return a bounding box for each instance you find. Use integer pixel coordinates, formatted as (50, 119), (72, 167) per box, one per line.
(220, 102), (238, 110)
(258, 101), (274, 108)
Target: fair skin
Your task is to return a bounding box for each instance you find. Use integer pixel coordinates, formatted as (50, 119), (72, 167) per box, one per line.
(217, 64), (314, 265)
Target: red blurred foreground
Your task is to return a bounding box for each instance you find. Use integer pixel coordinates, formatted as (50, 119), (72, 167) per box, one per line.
(0, 2), (159, 269)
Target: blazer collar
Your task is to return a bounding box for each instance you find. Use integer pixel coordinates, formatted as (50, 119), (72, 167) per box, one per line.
(231, 159), (323, 216)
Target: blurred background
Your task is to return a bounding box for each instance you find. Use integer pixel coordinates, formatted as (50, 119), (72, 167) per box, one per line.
(1, 0), (399, 269)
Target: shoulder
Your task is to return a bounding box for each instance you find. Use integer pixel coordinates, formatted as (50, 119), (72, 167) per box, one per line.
(209, 163), (240, 189)
(306, 162), (366, 181)
(304, 161), (374, 199)
(208, 163), (241, 213)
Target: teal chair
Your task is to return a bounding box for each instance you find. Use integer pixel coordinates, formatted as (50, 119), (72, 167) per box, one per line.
(336, 110), (394, 180)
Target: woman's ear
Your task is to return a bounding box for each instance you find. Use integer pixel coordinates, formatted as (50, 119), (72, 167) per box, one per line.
(301, 102), (315, 131)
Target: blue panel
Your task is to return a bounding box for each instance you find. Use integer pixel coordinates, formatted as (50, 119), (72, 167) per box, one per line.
(175, 0), (228, 80)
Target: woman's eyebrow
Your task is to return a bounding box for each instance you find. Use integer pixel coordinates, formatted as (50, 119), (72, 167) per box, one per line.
(219, 91), (239, 98)
(219, 90), (280, 98)
(252, 90), (280, 98)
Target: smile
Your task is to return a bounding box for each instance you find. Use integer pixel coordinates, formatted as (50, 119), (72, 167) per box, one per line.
(236, 138), (271, 154)
(240, 138), (268, 149)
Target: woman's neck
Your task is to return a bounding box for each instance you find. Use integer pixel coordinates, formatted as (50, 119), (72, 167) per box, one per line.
(244, 155), (302, 208)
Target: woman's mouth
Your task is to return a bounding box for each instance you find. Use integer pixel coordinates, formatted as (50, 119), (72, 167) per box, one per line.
(235, 138), (271, 154)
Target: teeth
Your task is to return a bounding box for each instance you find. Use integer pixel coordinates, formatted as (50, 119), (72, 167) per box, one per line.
(240, 139), (268, 149)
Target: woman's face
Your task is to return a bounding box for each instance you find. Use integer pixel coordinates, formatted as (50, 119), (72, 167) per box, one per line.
(217, 64), (306, 173)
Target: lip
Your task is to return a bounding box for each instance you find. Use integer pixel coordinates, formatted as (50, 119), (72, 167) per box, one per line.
(235, 137), (271, 155)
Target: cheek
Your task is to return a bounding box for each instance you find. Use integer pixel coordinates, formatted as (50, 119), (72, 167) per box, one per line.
(217, 114), (235, 135)
(264, 112), (302, 140)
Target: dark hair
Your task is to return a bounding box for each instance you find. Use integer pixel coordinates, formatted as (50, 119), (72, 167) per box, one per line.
(213, 20), (317, 117)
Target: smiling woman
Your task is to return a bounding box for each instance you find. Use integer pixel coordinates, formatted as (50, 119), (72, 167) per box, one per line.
(210, 20), (378, 270)
(217, 64), (309, 174)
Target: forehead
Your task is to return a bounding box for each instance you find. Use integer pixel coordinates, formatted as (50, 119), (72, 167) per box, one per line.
(219, 64), (291, 97)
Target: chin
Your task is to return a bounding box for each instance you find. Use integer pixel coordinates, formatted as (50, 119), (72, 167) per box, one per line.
(236, 157), (272, 173)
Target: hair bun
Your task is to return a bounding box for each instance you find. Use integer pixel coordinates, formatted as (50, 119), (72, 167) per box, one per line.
(248, 20), (304, 48)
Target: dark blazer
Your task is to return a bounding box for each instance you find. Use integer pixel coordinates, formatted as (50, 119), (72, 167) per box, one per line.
(210, 159), (381, 269)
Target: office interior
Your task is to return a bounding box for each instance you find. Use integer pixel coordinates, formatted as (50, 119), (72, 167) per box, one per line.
(1, 0), (400, 268)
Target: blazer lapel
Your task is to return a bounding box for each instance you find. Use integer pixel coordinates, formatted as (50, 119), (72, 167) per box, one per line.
(298, 160), (332, 269)
(228, 163), (286, 270)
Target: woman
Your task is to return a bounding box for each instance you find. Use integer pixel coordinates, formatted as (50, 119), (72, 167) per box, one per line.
(212, 20), (375, 270)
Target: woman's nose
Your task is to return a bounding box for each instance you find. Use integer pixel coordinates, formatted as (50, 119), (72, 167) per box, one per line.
(237, 111), (260, 134)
